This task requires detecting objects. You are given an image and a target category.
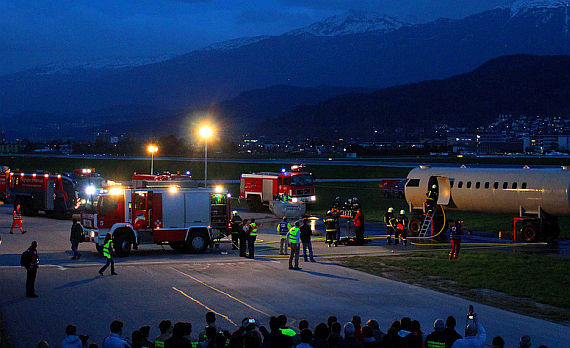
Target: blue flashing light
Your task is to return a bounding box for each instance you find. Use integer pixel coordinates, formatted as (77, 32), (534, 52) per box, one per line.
(186, 171), (191, 175)
(281, 168), (286, 173)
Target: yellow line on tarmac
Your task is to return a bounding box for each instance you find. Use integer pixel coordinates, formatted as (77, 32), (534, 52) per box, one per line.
(174, 269), (271, 318)
(172, 287), (237, 327)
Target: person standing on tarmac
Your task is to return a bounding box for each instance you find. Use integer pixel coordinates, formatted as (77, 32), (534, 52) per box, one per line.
(70, 219), (83, 260)
(239, 219), (249, 257)
(288, 221), (301, 270)
(98, 233), (117, 276)
(230, 211), (242, 250)
(10, 204), (26, 234)
(277, 216), (291, 255)
(300, 218), (315, 262)
(247, 218), (257, 259)
(396, 210), (409, 246)
(354, 209), (364, 245)
(334, 209), (341, 247)
(22, 241), (39, 297)
(324, 211), (336, 247)
(449, 219), (464, 260)
(384, 207), (396, 244)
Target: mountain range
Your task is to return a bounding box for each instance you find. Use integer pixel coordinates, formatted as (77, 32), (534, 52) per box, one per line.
(0, 0), (569, 139)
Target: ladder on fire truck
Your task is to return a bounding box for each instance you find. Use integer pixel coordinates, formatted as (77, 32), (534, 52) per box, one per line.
(418, 208), (436, 238)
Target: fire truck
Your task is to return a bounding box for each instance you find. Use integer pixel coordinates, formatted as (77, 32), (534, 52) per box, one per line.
(0, 166), (11, 203)
(240, 165), (316, 211)
(66, 168), (107, 207)
(81, 185), (231, 257)
(9, 171), (80, 218)
(131, 171), (196, 189)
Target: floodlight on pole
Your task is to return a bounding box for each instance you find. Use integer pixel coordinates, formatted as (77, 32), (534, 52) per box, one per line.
(199, 126), (213, 187)
(147, 145), (158, 175)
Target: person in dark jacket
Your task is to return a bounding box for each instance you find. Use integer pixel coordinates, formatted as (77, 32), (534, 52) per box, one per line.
(259, 316), (292, 348)
(239, 220), (249, 258)
(312, 323), (329, 348)
(361, 326), (380, 348)
(23, 241), (40, 297)
(443, 316), (462, 348)
(230, 211), (242, 250)
(425, 319), (447, 348)
(300, 219), (315, 262)
(70, 219), (84, 260)
(338, 323), (363, 348)
(165, 322), (192, 348)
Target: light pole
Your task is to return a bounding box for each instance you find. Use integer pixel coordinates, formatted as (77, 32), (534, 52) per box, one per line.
(199, 126), (213, 187)
(147, 145), (158, 175)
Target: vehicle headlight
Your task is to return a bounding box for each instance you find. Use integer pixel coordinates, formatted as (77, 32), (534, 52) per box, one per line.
(310, 195), (316, 201)
(85, 185), (96, 195)
(291, 198), (298, 203)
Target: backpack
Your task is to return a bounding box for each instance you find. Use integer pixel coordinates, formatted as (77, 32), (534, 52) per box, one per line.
(20, 249), (30, 268)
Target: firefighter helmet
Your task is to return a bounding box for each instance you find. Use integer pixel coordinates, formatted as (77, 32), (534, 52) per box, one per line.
(232, 210), (238, 216)
(388, 207), (394, 213)
(432, 184), (437, 189)
(335, 196), (340, 200)
(400, 210), (405, 215)
(353, 197), (358, 201)
(348, 198), (352, 203)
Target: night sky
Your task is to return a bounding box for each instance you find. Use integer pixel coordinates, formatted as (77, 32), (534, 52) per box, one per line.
(1, 0), (513, 74)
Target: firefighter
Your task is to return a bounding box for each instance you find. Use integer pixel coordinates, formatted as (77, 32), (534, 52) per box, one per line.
(384, 207), (396, 244)
(324, 211), (336, 247)
(333, 209), (341, 246)
(449, 219), (464, 260)
(98, 233), (117, 276)
(354, 209), (364, 245)
(426, 184), (438, 213)
(248, 218), (257, 258)
(230, 211), (242, 250)
(352, 197), (361, 213)
(343, 198), (353, 217)
(10, 204), (26, 234)
(396, 210), (409, 246)
(331, 197), (341, 210)
(239, 219), (249, 257)
(277, 216), (291, 255)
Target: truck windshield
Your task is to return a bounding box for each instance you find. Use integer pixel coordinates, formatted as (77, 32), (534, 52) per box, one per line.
(291, 174), (313, 186)
(98, 196), (120, 215)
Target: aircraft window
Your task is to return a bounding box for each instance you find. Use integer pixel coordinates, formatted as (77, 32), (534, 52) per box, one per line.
(485, 182), (490, 189)
(494, 182), (499, 189)
(522, 182), (527, 189)
(458, 181), (463, 188)
(406, 179), (420, 187)
(475, 182), (480, 189)
(512, 182), (517, 189)
(503, 182), (508, 189)
(466, 182), (472, 188)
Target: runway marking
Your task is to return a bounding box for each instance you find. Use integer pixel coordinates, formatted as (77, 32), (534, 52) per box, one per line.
(174, 269), (271, 318)
(172, 287), (237, 327)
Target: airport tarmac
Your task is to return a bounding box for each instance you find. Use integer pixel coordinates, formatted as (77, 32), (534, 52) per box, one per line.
(0, 206), (568, 348)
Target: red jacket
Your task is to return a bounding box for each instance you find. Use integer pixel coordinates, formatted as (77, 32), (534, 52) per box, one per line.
(354, 211), (364, 227)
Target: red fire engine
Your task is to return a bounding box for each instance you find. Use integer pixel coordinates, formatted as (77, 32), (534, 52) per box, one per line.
(9, 172), (79, 218)
(0, 167), (11, 203)
(81, 185), (230, 257)
(240, 165), (316, 211)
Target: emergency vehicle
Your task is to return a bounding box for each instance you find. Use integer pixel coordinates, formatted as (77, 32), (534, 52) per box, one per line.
(0, 166), (11, 203)
(66, 168), (107, 207)
(132, 171), (196, 189)
(240, 165), (316, 211)
(81, 185), (231, 257)
(9, 171), (79, 218)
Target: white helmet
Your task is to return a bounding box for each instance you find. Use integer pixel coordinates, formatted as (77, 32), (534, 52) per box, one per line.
(400, 210), (406, 215)
(388, 207), (394, 213)
(432, 184), (437, 189)
(348, 198), (352, 203)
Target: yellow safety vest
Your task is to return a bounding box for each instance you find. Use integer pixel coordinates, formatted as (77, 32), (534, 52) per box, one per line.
(103, 239), (113, 259)
(288, 227), (299, 244)
(250, 222), (257, 236)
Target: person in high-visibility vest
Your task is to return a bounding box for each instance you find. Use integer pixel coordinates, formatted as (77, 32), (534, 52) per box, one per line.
(10, 204), (26, 234)
(98, 233), (117, 276)
(449, 219), (464, 260)
(324, 211), (336, 247)
(384, 207), (396, 244)
(277, 216), (291, 255)
(426, 184), (438, 213)
(287, 221), (301, 270)
(248, 219), (257, 259)
(396, 210), (409, 246)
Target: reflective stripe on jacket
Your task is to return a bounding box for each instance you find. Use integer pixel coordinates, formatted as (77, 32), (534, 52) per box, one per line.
(288, 227), (300, 244)
(250, 223), (257, 236)
(103, 239), (113, 259)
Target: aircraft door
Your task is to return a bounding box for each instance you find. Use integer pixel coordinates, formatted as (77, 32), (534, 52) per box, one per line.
(436, 177), (451, 205)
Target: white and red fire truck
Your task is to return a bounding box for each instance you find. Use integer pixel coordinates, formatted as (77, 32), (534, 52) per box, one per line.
(81, 185), (230, 257)
(0, 166), (11, 203)
(9, 171), (79, 218)
(240, 165), (316, 211)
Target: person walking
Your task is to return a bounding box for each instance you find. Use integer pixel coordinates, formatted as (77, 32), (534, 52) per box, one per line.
(98, 233), (117, 276)
(10, 204), (26, 234)
(239, 219), (249, 257)
(384, 207), (396, 244)
(70, 219), (83, 260)
(247, 218), (257, 259)
(288, 221), (301, 270)
(22, 241), (39, 297)
(230, 211), (242, 250)
(354, 209), (364, 245)
(277, 217), (291, 255)
(449, 219), (464, 260)
(300, 218), (315, 262)
(324, 211), (336, 247)
(396, 210), (409, 246)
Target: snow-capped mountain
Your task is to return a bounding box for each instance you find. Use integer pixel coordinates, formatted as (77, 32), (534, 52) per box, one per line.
(509, 0), (569, 17)
(201, 35), (270, 51)
(27, 55), (175, 75)
(286, 9), (412, 36)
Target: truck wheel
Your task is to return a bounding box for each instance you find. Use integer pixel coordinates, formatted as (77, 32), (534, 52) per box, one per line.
(521, 224), (537, 242)
(95, 244), (104, 256)
(114, 231), (132, 257)
(187, 232), (209, 253)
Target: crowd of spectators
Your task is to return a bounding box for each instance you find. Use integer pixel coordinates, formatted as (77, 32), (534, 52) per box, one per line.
(40, 312), (550, 348)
